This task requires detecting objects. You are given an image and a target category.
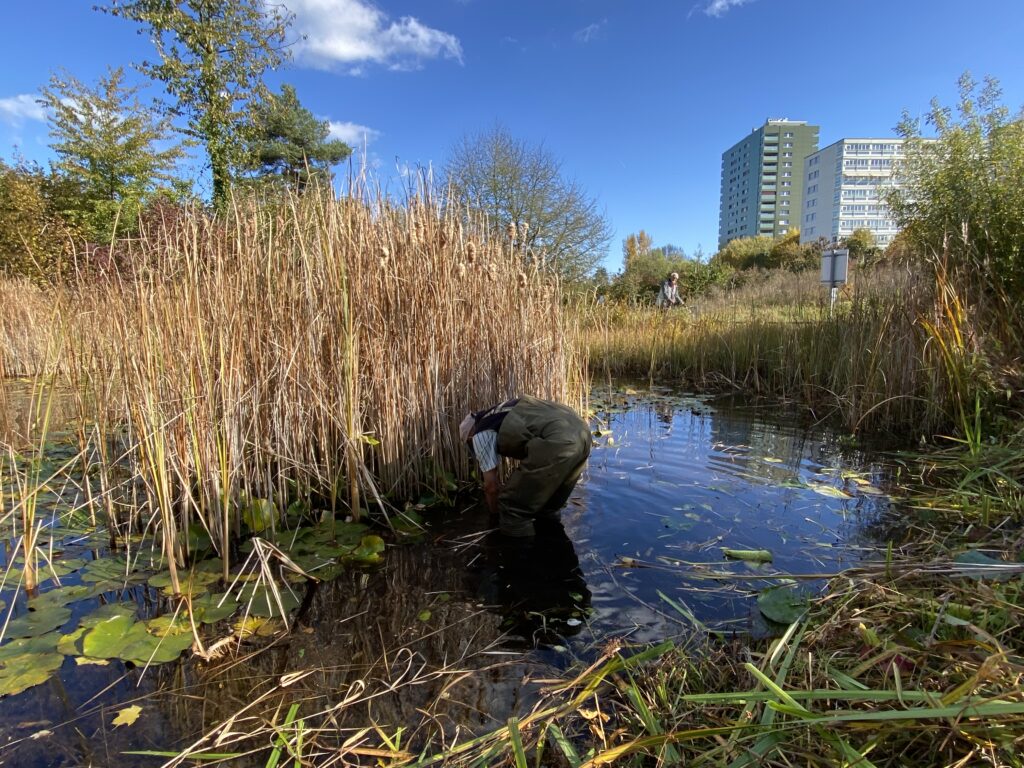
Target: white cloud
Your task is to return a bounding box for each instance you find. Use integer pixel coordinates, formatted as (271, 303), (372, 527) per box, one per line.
(0, 94), (45, 126)
(574, 19), (607, 43)
(327, 120), (380, 146)
(704, 0), (756, 17)
(288, 0), (462, 71)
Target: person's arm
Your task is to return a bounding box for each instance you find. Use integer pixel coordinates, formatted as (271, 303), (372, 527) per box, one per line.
(482, 468), (500, 516)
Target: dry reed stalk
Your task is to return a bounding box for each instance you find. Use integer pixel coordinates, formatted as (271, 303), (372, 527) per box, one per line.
(0, 182), (581, 581)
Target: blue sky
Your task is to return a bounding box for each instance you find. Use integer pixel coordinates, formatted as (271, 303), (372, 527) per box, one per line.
(1, 0), (1022, 271)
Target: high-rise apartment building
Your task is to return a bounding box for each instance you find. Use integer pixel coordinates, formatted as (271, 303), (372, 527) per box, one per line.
(800, 139), (907, 247)
(718, 119), (819, 250)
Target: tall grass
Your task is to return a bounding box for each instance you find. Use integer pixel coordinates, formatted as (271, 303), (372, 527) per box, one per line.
(583, 264), (1001, 437)
(0, 182), (582, 581)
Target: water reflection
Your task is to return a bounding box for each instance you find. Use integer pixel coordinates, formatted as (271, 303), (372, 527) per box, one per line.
(469, 517), (591, 646)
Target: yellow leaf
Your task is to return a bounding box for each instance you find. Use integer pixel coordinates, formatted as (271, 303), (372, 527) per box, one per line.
(75, 657), (111, 667)
(112, 705), (142, 728)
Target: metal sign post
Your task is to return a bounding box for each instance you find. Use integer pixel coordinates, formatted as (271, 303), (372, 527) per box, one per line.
(820, 248), (849, 316)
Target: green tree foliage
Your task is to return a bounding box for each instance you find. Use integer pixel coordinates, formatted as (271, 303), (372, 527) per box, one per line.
(445, 124), (612, 283)
(842, 228), (879, 263)
(38, 67), (184, 241)
(99, 0), (292, 208)
(609, 231), (726, 303)
(241, 85), (351, 191)
(888, 73), (1024, 300)
(712, 231), (819, 273)
(0, 161), (79, 284)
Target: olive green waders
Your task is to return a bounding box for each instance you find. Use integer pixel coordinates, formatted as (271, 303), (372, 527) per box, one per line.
(495, 396), (591, 537)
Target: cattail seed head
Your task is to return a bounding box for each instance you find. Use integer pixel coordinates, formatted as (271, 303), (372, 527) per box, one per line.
(457, 263), (467, 278)
(519, 221), (530, 240)
(517, 271), (527, 288)
(466, 241), (477, 264)
(506, 222), (516, 240)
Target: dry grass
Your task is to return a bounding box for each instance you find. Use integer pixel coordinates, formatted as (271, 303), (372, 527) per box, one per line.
(0, 182), (583, 583)
(581, 264), (997, 437)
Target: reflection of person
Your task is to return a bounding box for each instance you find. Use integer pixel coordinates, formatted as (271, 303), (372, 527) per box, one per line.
(655, 272), (682, 308)
(471, 516), (591, 644)
(459, 396), (591, 537)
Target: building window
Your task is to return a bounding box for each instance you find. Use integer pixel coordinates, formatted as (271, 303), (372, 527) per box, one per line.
(783, 132), (794, 138)
(782, 152), (793, 158)
(783, 161), (792, 167)
(783, 142), (793, 148)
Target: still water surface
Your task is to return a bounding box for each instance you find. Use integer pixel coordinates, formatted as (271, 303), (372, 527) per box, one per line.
(0, 385), (899, 765)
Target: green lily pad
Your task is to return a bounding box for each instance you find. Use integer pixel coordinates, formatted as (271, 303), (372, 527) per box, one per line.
(243, 498), (277, 534)
(41, 558), (87, 578)
(238, 584), (300, 618)
(80, 603), (138, 628)
(347, 535), (386, 565)
(757, 585), (808, 624)
(57, 627), (87, 656)
(30, 583), (108, 610)
(80, 557), (148, 584)
(0, 652), (63, 697)
(149, 569), (220, 596)
(0, 633), (60, 661)
(189, 593), (239, 624)
(81, 614), (141, 658)
(120, 626), (194, 665)
(4, 606), (72, 638)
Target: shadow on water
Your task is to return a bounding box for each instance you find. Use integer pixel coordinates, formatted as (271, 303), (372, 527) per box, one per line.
(0, 384), (907, 764)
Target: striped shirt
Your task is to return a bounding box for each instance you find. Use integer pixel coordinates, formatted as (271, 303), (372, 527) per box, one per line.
(471, 429), (500, 472)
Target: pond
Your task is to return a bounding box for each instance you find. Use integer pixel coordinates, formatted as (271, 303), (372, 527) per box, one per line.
(0, 384), (900, 766)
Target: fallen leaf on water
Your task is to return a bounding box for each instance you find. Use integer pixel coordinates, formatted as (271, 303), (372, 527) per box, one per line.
(74, 658), (110, 667)
(112, 705), (142, 728)
(29, 730), (52, 740)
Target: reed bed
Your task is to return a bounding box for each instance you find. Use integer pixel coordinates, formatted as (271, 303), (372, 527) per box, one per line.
(583, 264), (1000, 438)
(0, 183), (581, 582)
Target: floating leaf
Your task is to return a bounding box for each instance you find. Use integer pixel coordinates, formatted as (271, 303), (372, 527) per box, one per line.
(80, 557), (147, 584)
(417, 610), (431, 622)
(112, 705), (142, 727)
(4, 605), (72, 638)
(721, 548), (773, 563)
(238, 584), (300, 618)
(807, 482), (852, 499)
(120, 628), (193, 665)
(189, 593), (238, 624)
(57, 627), (87, 656)
(42, 557), (87, 578)
(80, 603), (137, 628)
(347, 535), (385, 565)
(75, 657), (110, 666)
(0, 652), (63, 697)
(757, 585), (808, 624)
(150, 569), (219, 596)
(0, 633), (60, 661)
(234, 616), (281, 638)
(243, 498), (277, 534)
(30, 583), (108, 610)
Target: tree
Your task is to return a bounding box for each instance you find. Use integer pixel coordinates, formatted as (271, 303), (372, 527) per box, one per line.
(888, 73), (1024, 300)
(38, 67), (184, 241)
(241, 84), (351, 191)
(0, 161), (79, 283)
(711, 235), (775, 270)
(445, 125), (612, 282)
(99, 0), (292, 209)
(842, 228), (878, 262)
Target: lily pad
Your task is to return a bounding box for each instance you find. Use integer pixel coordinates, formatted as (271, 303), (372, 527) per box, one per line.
(57, 627), (88, 656)
(0, 633), (60, 661)
(149, 569), (220, 596)
(81, 614), (192, 665)
(347, 535), (386, 565)
(80, 557), (148, 584)
(243, 498), (277, 534)
(4, 606), (72, 638)
(30, 583), (110, 610)
(238, 584), (300, 618)
(189, 593), (239, 624)
(80, 603), (138, 628)
(0, 652), (63, 697)
(757, 585), (808, 624)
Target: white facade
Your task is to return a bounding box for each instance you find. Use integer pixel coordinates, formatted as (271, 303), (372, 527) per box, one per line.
(800, 139), (907, 247)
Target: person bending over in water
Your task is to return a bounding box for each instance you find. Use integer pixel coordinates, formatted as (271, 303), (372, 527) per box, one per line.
(459, 396), (591, 537)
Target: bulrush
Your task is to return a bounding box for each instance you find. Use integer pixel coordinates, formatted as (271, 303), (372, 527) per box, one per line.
(1, 182), (582, 578)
